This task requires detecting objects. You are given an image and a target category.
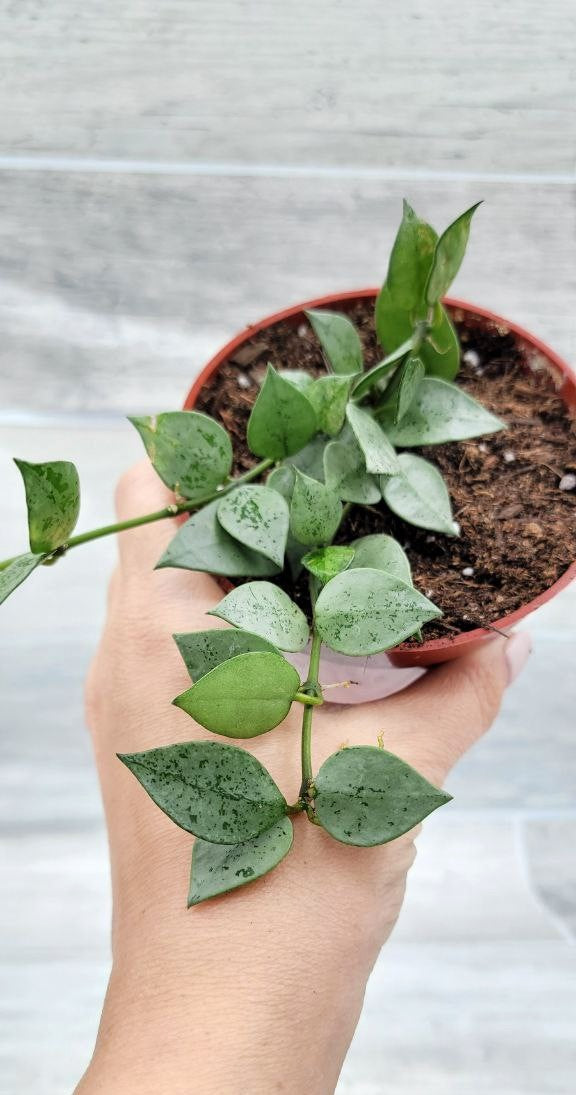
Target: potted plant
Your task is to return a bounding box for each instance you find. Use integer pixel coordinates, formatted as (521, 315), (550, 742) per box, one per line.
(1, 201), (574, 907)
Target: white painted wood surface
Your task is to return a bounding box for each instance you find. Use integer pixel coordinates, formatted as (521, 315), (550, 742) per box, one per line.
(0, 1), (575, 1091)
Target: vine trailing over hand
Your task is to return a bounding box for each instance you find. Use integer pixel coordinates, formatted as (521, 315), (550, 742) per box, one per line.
(1, 201), (506, 905)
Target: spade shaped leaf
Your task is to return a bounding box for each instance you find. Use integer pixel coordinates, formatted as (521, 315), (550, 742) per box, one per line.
(289, 470), (342, 546)
(375, 200), (438, 350)
(188, 817), (293, 906)
(173, 651), (300, 737)
(118, 740), (287, 844)
(217, 485), (289, 568)
(209, 581), (310, 652)
(349, 534), (412, 583)
(426, 202), (482, 304)
(382, 453), (458, 536)
(314, 567), (441, 655)
(130, 411), (232, 501)
(305, 309), (363, 375)
(247, 365), (317, 459)
(314, 746), (451, 846)
(345, 403), (399, 475)
(156, 499), (279, 577)
(302, 545), (356, 584)
(381, 378), (505, 446)
(14, 459), (80, 553)
(306, 375), (353, 436)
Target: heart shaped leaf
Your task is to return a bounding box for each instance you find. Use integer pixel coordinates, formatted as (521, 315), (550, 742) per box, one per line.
(323, 441), (381, 504)
(314, 746), (451, 846)
(156, 499), (279, 577)
(15, 459), (80, 553)
(209, 581), (310, 652)
(426, 202), (482, 304)
(188, 817), (293, 906)
(314, 567), (441, 655)
(349, 534), (412, 583)
(118, 740), (287, 844)
(217, 485), (289, 568)
(306, 375), (353, 436)
(279, 369), (314, 392)
(266, 464), (296, 500)
(302, 545), (355, 584)
(129, 412), (232, 501)
(420, 304), (460, 380)
(174, 628), (279, 682)
(383, 378), (505, 446)
(173, 651), (300, 737)
(0, 552), (45, 606)
(289, 470), (342, 547)
(247, 365), (317, 459)
(305, 309), (363, 375)
(378, 356), (425, 424)
(345, 403), (399, 475)
(382, 453), (458, 535)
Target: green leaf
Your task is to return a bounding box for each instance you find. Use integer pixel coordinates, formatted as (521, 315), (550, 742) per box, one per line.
(289, 470), (342, 547)
(306, 375), (353, 436)
(188, 817), (293, 906)
(278, 369), (314, 392)
(315, 567), (441, 655)
(209, 581), (310, 652)
(349, 534), (412, 583)
(382, 453), (459, 536)
(118, 741), (287, 844)
(302, 545), (355, 584)
(350, 339), (413, 401)
(129, 411), (232, 501)
(247, 365), (318, 460)
(266, 464), (296, 500)
(217, 485), (289, 568)
(305, 309), (363, 375)
(345, 403), (399, 475)
(314, 746), (451, 847)
(425, 202), (482, 304)
(284, 435), (327, 482)
(14, 459), (80, 553)
(0, 552), (45, 606)
(323, 441), (381, 504)
(375, 200), (438, 350)
(174, 651), (300, 738)
(156, 499), (279, 577)
(383, 200), (439, 313)
(382, 378), (505, 446)
(420, 304), (460, 381)
(378, 356), (425, 425)
(174, 628), (280, 682)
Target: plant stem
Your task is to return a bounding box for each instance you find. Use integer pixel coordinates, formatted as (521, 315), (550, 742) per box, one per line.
(294, 691), (323, 707)
(0, 457), (273, 570)
(300, 627), (323, 787)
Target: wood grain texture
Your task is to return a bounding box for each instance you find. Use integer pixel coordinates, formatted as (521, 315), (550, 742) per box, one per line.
(0, 0), (574, 173)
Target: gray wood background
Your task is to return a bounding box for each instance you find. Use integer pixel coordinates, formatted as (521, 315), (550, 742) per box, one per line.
(0, 1), (575, 1092)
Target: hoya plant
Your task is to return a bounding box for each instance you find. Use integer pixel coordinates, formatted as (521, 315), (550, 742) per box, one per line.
(1, 201), (505, 906)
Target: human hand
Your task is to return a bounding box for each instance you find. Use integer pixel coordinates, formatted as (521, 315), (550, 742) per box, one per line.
(77, 460), (530, 1095)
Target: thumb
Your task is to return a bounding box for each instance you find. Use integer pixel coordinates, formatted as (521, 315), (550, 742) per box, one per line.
(372, 631), (532, 783)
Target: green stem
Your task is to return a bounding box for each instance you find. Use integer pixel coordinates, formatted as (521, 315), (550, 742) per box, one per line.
(0, 457), (273, 570)
(300, 627), (323, 787)
(294, 691), (323, 707)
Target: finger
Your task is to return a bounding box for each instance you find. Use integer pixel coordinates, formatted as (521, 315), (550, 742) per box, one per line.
(358, 631), (532, 782)
(114, 459), (221, 606)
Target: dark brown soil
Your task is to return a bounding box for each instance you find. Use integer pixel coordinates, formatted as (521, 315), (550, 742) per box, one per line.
(195, 301), (576, 639)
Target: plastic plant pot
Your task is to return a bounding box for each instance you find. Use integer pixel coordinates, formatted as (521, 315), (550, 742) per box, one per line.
(184, 291), (576, 703)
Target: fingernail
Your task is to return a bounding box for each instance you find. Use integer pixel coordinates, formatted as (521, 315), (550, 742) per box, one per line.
(505, 630), (532, 685)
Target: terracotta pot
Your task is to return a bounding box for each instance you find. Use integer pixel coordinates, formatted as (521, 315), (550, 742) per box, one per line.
(184, 291), (576, 699)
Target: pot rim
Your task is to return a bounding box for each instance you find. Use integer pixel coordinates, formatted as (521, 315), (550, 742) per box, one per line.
(184, 290), (576, 655)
